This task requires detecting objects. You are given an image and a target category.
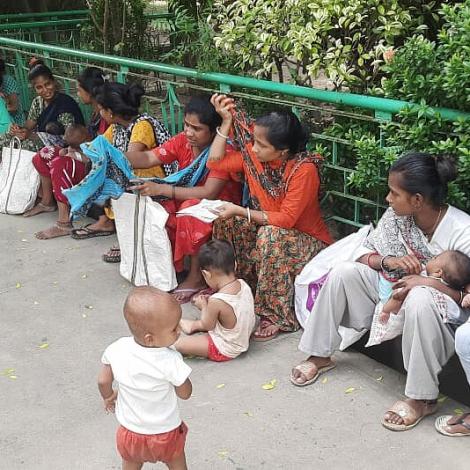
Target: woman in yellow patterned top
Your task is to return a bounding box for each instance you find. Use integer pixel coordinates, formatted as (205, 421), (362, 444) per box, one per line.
(71, 82), (171, 251)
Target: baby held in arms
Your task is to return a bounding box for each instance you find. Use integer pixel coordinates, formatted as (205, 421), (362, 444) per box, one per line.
(380, 250), (470, 324)
(175, 239), (256, 362)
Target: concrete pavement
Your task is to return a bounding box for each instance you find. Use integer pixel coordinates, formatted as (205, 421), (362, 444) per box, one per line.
(1, 211), (468, 470)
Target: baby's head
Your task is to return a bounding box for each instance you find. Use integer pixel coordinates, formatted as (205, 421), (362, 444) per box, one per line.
(45, 121), (65, 136)
(64, 124), (90, 149)
(198, 239), (236, 289)
(426, 250), (470, 290)
(123, 286), (182, 348)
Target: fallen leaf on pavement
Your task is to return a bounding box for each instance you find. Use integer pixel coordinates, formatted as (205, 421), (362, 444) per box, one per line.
(244, 411), (254, 417)
(321, 377), (328, 384)
(376, 376), (383, 382)
(262, 379), (277, 390)
(345, 387), (356, 394)
(217, 450), (228, 458)
(39, 343), (49, 349)
(216, 383), (225, 389)
(454, 408), (464, 415)
(15, 283), (21, 289)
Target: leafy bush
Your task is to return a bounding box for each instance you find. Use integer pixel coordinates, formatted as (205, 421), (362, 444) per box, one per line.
(211, 0), (446, 92)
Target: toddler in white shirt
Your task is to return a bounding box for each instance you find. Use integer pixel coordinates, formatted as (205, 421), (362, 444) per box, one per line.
(98, 287), (192, 470)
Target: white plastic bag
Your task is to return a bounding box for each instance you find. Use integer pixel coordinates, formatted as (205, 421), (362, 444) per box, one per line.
(295, 224), (372, 328)
(113, 193), (177, 291)
(176, 198), (224, 223)
(0, 137), (40, 214)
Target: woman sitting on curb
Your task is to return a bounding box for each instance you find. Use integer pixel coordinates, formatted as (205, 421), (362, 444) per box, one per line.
(207, 94), (332, 341)
(71, 81), (170, 245)
(291, 152), (470, 432)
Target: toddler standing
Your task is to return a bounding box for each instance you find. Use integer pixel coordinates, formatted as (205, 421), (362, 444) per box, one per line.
(175, 239), (256, 361)
(98, 287), (192, 470)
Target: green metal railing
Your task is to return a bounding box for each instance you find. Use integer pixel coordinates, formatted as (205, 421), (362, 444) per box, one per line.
(0, 11), (174, 49)
(1, 37), (467, 229)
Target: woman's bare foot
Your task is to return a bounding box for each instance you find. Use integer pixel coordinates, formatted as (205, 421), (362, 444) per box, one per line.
(23, 202), (57, 218)
(290, 356), (335, 385)
(35, 222), (72, 240)
(435, 412), (470, 436)
(84, 218), (115, 233)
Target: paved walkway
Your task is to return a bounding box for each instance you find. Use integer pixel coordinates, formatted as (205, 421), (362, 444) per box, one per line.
(1, 211), (468, 469)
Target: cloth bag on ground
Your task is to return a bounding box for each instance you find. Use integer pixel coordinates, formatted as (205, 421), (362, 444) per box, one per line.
(112, 192), (177, 291)
(295, 224), (372, 349)
(0, 136), (39, 214)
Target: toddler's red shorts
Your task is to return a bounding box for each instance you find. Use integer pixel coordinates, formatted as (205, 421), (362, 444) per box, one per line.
(207, 335), (232, 362)
(116, 422), (187, 463)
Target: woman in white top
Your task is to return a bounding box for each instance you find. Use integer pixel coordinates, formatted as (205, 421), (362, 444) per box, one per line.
(290, 152), (470, 431)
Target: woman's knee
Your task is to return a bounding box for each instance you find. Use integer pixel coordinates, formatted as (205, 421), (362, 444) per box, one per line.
(328, 261), (364, 283)
(455, 323), (470, 359)
(402, 286), (435, 321)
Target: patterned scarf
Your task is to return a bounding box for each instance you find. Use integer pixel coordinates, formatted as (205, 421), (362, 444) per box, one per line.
(231, 109), (322, 210)
(363, 207), (435, 280)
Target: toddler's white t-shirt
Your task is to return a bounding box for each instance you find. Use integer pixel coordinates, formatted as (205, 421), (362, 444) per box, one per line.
(102, 336), (191, 434)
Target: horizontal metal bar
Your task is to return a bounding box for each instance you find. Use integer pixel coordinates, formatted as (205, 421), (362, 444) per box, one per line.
(0, 10), (87, 21)
(0, 37), (467, 122)
(0, 19), (86, 30)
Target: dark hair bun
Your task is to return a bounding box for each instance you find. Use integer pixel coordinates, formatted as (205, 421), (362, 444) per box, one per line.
(125, 83), (145, 109)
(27, 58), (53, 82)
(77, 67), (106, 95)
(256, 110), (309, 155)
(435, 154), (457, 185)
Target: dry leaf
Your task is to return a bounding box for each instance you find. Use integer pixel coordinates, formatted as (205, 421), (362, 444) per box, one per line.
(454, 408), (464, 415)
(345, 387), (356, 394)
(15, 283), (21, 289)
(9, 375), (17, 380)
(437, 394), (447, 404)
(376, 376), (383, 382)
(39, 343), (49, 349)
(321, 377), (328, 384)
(216, 383), (225, 389)
(244, 411), (254, 417)
(262, 379), (277, 390)
(1, 368), (15, 376)
(217, 450), (228, 458)
(85, 305), (94, 310)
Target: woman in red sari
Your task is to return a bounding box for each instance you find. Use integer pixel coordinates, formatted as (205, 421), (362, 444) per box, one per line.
(127, 96), (241, 303)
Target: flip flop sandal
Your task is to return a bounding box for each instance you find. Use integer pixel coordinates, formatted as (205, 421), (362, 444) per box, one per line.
(252, 321), (282, 342)
(435, 413), (470, 437)
(171, 288), (202, 305)
(71, 224), (116, 240)
(102, 247), (121, 263)
(23, 202), (57, 217)
(290, 360), (337, 387)
(382, 400), (438, 432)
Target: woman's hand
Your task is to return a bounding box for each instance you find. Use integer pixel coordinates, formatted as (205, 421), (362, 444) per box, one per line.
(213, 202), (244, 220)
(129, 181), (169, 197)
(210, 93), (235, 124)
(384, 254), (422, 275)
(9, 124), (28, 140)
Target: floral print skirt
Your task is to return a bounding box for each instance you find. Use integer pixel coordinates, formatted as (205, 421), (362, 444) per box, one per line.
(213, 217), (327, 331)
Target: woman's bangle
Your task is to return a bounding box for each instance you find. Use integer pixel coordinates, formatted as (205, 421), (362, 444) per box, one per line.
(216, 126), (229, 140)
(366, 252), (378, 269)
(171, 185), (176, 200)
(380, 255), (393, 272)
(246, 207), (251, 223)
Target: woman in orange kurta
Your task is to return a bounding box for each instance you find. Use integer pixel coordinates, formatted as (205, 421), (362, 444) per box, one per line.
(208, 94), (333, 341)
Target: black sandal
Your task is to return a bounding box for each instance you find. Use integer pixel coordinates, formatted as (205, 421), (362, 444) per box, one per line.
(102, 246), (121, 263)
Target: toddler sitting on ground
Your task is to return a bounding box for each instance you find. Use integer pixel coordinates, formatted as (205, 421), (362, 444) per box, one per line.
(380, 250), (470, 323)
(98, 287), (192, 470)
(175, 239), (256, 362)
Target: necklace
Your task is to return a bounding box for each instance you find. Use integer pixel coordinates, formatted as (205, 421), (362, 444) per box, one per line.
(218, 279), (237, 291)
(423, 206), (443, 238)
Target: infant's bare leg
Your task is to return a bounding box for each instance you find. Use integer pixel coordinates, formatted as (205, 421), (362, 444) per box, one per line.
(167, 450), (187, 470)
(122, 459), (143, 470)
(174, 334), (210, 358)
